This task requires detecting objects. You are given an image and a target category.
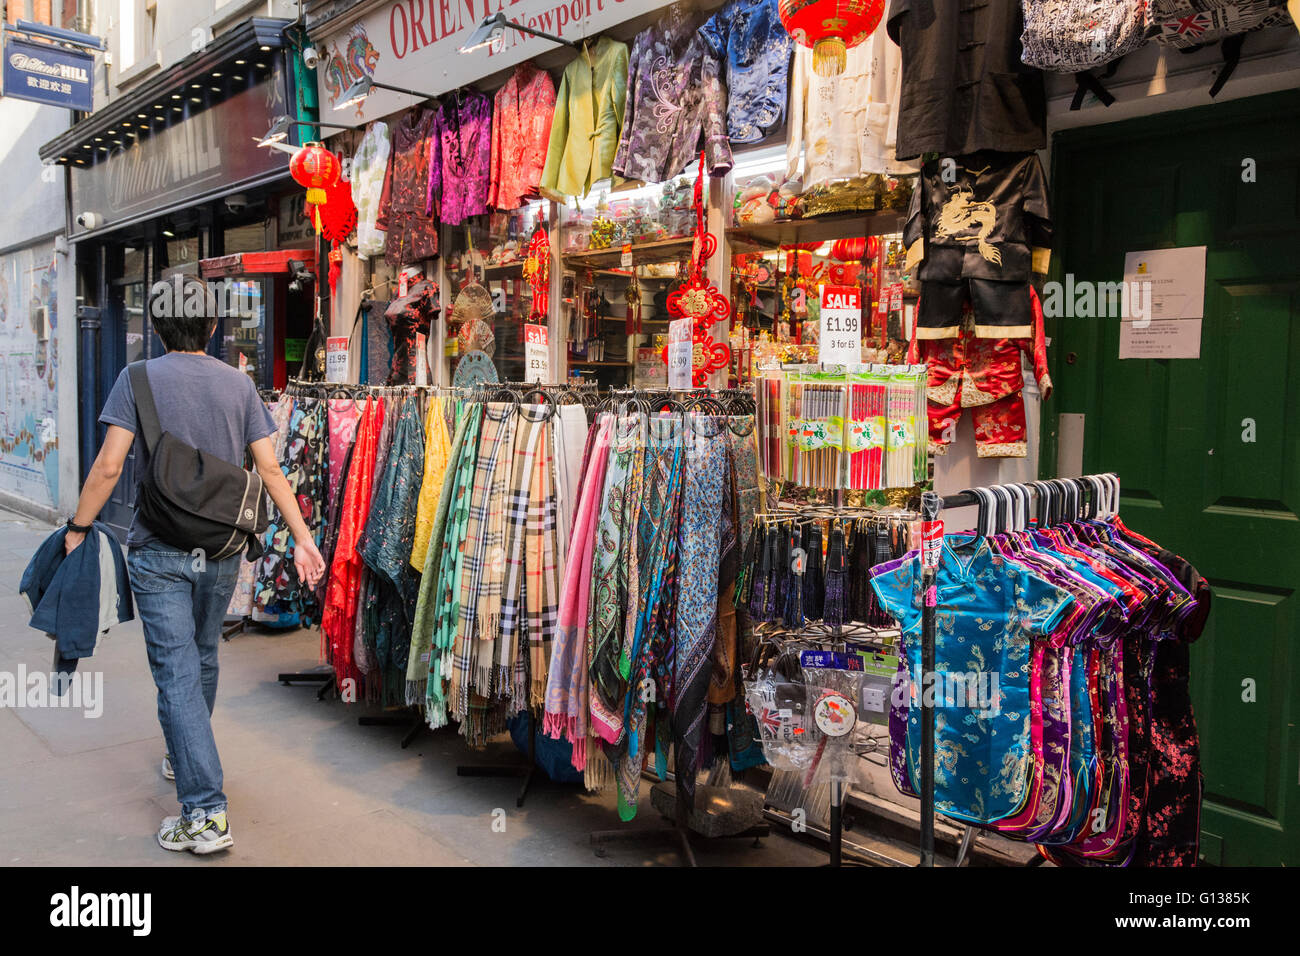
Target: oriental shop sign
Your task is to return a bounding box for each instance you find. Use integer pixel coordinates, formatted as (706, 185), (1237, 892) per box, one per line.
(316, 0), (670, 123)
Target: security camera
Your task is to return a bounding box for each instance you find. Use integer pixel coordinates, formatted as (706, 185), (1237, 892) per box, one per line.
(76, 211), (101, 229)
(302, 45), (320, 69)
(224, 194), (249, 213)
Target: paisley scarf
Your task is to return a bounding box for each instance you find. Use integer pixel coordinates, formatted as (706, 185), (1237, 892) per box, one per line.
(409, 395), (453, 572)
(670, 413), (729, 811)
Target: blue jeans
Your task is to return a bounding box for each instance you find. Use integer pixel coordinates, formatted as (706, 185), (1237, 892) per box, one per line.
(127, 543), (240, 821)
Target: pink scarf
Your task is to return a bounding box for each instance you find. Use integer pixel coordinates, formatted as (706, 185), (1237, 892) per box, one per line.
(542, 417), (612, 770)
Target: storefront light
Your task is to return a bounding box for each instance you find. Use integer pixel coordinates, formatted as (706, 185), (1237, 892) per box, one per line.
(257, 114), (353, 148)
(459, 11), (578, 54)
(334, 73), (434, 111)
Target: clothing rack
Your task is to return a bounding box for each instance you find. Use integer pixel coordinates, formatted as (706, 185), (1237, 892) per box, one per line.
(914, 473), (1121, 868)
(749, 501), (914, 867)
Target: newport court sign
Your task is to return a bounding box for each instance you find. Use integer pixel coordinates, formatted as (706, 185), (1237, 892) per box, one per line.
(2, 34), (93, 110)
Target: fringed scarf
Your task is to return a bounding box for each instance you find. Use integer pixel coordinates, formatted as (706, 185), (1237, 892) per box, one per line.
(451, 402), (511, 719)
(320, 396), (382, 690)
(543, 414), (612, 768)
(407, 405), (469, 705)
(670, 413), (729, 813)
(526, 414), (560, 710)
(426, 403), (482, 727)
(588, 414), (639, 744)
(616, 413), (683, 820)
(498, 413), (544, 706)
(474, 407), (518, 693)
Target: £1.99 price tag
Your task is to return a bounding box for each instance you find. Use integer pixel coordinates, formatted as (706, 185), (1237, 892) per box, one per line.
(819, 285), (862, 367)
(524, 323), (549, 383)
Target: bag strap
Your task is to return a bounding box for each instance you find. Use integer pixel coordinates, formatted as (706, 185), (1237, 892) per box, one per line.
(127, 360), (163, 454)
(1209, 34), (1247, 98)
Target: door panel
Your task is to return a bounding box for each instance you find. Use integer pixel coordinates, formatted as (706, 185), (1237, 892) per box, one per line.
(1045, 90), (1300, 865)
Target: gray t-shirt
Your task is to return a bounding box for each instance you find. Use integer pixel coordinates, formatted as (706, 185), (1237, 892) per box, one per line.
(98, 352), (277, 547)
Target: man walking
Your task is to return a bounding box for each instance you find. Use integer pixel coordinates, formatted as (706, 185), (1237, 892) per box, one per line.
(66, 275), (324, 855)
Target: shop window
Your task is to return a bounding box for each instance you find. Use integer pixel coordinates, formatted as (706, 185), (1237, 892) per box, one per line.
(443, 200), (548, 386)
(558, 166), (704, 389)
(724, 146), (913, 384)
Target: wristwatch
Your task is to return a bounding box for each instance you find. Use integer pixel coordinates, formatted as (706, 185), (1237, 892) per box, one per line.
(66, 516), (93, 534)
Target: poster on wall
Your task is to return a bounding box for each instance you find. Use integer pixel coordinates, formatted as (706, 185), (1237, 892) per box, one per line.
(1118, 246), (1206, 360)
(0, 242), (59, 508)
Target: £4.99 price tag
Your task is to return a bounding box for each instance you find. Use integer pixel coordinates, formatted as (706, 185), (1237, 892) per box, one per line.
(524, 323), (549, 383)
(819, 285), (862, 367)
(667, 318), (692, 389)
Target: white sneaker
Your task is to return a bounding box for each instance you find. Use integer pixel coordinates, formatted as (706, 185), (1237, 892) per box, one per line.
(162, 754), (174, 781)
(157, 811), (233, 855)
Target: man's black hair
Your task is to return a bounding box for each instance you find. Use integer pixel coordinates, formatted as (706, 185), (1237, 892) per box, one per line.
(148, 274), (218, 352)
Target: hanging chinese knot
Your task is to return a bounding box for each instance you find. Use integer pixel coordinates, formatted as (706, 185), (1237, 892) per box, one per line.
(522, 225), (550, 324)
(661, 152), (731, 387)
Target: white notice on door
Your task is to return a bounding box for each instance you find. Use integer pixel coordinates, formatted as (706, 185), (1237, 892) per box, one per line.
(1118, 246), (1206, 359)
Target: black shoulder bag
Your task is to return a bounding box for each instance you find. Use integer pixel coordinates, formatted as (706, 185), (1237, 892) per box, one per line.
(128, 361), (268, 561)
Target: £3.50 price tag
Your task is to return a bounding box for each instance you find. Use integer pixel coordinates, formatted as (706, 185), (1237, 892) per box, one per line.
(524, 323), (549, 383)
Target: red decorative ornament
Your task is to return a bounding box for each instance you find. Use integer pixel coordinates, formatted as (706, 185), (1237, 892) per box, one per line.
(778, 0), (886, 76)
(830, 237), (866, 262)
(306, 176), (357, 245)
(289, 142), (342, 234)
(522, 226), (550, 324)
(660, 153), (731, 387)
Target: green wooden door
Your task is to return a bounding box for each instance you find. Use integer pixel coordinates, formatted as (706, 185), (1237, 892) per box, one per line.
(1043, 90), (1300, 866)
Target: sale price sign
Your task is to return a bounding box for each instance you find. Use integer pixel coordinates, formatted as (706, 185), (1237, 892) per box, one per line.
(525, 323), (549, 382)
(667, 318), (692, 389)
(819, 285), (862, 367)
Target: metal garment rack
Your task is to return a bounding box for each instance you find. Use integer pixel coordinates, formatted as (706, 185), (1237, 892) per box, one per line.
(751, 501), (914, 867)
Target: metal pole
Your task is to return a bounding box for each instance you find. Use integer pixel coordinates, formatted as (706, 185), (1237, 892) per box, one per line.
(77, 306), (101, 483)
(918, 490), (940, 867)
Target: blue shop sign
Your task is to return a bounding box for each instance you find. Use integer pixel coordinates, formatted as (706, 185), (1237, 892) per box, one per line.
(3, 35), (93, 111)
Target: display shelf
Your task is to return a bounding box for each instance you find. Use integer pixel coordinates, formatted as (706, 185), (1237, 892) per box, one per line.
(727, 209), (905, 251)
(562, 234), (694, 269)
(567, 360), (631, 367)
(483, 262), (524, 277)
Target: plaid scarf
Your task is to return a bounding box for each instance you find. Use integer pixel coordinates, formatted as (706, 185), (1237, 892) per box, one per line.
(498, 413), (543, 706)
(452, 402), (513, 714)
(425, 403), (482, 728)
(408, 406), (470, 703)
(474, 408), (517, 692)
(526, 415), (560, 710)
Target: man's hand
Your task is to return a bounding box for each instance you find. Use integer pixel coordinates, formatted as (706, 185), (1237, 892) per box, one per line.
(64, 529), (86, 555)
(294, 537), (326, 589)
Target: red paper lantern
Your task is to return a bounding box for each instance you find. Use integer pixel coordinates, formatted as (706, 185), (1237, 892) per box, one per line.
(290, 142), (342, 234)
(778, 0), (886, 76)
(830, 237), (866, 262)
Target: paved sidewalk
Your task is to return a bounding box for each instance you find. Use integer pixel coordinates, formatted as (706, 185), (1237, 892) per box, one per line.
(0, 509), (826, 867)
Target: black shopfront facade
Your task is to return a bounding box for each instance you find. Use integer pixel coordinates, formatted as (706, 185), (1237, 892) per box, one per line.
(40, 17), (317, 538)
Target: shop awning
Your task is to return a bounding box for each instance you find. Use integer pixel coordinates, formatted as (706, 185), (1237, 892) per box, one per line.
(39, 18), (291, 166)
